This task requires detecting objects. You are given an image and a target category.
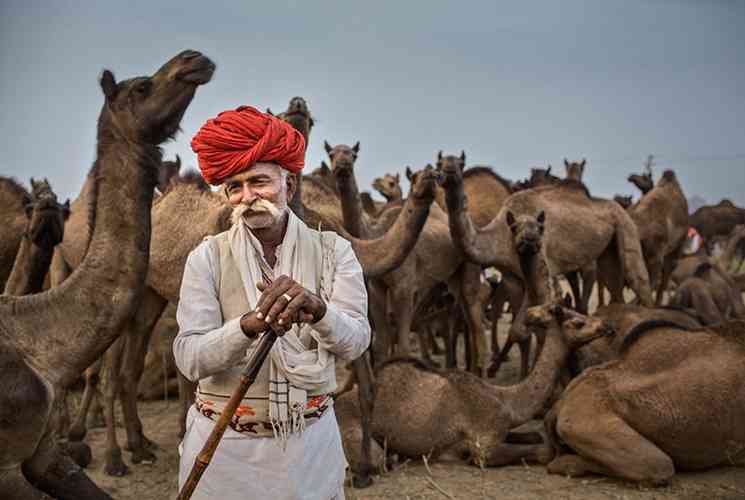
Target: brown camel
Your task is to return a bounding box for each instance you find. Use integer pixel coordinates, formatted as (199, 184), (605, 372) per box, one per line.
(373, 172), (402, 203)
(544, 315), (745, 484)
(3, 178), (69, 296)
(0, 177), (31, 290)
(326, 145), (488, 374)
(690, 199), (745, 255)
(370, 301), (611, 466)
(564, 158), (585, 181)
(439, 158), (654, 377)
(156, 155), (181, 194)
(271, 96), (314, 218)
(568, 302), (702, 374)
(719, 224), (745, 274)
(0, 50), (214, 500)
(628, 167), (654, 195)
(668, 261), (745, 325)
(613, 194), (633, 210)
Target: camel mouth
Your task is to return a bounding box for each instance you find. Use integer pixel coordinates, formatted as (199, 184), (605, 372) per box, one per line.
(284, 108), (310, 119)
(176, 56), (216, 84)
(516, 240), (541, 256)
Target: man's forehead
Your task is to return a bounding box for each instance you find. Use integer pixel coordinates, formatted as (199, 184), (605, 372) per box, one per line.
(224, 163), (282, 183)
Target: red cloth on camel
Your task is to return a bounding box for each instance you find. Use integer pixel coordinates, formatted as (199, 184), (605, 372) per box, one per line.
(191, 106), (305, 185)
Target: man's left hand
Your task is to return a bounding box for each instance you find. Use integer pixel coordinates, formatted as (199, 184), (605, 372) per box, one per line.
(255, 276), (327, 328)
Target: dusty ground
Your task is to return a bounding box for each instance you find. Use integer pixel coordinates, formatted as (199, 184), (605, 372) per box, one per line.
(77, 294), (745, 500)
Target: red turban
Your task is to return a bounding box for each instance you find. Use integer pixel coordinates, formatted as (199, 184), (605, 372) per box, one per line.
(191, 106), (305, 185)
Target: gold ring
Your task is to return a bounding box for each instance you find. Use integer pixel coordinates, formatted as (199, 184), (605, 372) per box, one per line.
(282, 293), (293, 302)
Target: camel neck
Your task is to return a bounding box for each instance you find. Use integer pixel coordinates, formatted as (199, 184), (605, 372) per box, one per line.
(3, 236), (54, 296)
(336, 172), (368, 239)
(6, 139), (158, 388)
(501, 322), (566, 425)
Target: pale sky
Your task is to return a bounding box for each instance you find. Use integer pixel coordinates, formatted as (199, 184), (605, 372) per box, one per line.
(1, 0), (743, 206)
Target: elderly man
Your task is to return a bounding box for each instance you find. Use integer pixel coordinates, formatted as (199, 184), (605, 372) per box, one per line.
(175, 106), (370, 500)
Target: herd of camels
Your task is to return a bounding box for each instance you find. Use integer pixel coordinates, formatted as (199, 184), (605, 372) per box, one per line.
(1, 50), (744, 500)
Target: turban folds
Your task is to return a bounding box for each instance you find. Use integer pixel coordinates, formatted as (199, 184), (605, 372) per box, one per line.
(191, 106), (305, 186)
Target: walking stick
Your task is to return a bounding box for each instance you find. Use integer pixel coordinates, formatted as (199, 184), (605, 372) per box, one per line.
(177, 329), (278, 500)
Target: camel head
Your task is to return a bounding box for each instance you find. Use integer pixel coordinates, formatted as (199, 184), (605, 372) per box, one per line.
(278, 96), (314, 141)
(506, 210), (545, 256)
(372, 173), (402, 202)
(157, 155), (182, 192)
(525, 302), (615, 350)
(627, 172), (654, 195)
(613, 194), (633, 210)
(529, 166), (559, 186)
(722, 225), (745, 271)
(435, 151), (466, 190)
(324, 141), (360, 179)
(564, 158), (586, 182)
(407, 164), (437, 203)
(97, 50), (215, 146)
(25, 177), (69, 249)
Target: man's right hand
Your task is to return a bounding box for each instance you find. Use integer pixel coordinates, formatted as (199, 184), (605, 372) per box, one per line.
(240, 311), (267, 339)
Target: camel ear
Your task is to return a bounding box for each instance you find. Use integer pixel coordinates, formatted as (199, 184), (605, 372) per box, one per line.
(546, 165), (552, 176)
(29, 177), (37, 190)
(324, 141), (333, 155)
(564, 158), (569, 168)
(406, 166), (413, 181)
(536, 210), (546, 225)
(580, 158), (586, 168)
(100, 70), (118, 101)
(320, 161), (331, 175)
(460, 150), (466, 166)
(505, 211), (516, 230)
(437, 150), (443, 162)
(353, 141), (360, 154)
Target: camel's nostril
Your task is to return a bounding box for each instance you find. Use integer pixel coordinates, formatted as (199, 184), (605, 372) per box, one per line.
(180, 50), (202, 59)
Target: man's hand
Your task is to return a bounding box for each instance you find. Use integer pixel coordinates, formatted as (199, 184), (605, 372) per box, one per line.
(255, 276), (327, 333)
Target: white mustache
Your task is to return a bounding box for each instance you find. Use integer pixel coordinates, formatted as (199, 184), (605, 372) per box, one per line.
(230, 198), (282, 226)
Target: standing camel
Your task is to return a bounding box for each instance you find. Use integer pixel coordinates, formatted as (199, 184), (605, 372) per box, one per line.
(0, 49), (214, 500)
(0, 177), (31, 290)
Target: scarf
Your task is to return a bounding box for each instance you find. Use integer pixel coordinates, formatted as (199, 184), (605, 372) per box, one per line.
(228, 210), (335, 448)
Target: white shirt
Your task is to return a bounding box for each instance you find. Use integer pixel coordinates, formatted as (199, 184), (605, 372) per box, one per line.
(174, 234), (370, 500)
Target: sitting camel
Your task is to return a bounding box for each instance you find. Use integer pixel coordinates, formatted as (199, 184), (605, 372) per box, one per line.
(669, 261), (745, 325)
(3, 178), (69, 296)
(543, 313), (745, 485)
(370, 300), (611, 467)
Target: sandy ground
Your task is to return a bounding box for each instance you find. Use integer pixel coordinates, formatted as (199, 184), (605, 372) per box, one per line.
(76, 306), (745, 500)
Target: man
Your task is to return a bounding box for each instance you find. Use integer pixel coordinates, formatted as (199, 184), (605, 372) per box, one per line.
(175, 106), (370, 500)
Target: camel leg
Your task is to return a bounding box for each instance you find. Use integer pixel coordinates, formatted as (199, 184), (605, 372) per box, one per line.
(555, 398), (675, 484)
(457, 264), (487, 376)
(118, 290), (167, 465)
(656, 251), (679, 306)
(445, 302), (459, 369)
(518, 336), (532, 379)
(350, 351), (375, 489)
(482, 441), (553, 467)
(68, 358), (103, 442)
(580, 266), (596, 315)
(22, 430), (111, 500)
(566, 272), (583, 313)
(647, 257), (664, 306)
(390, 286), (415, 357)
(597, 247), (625, 304)
(368, 279), (391, 366)
(102, 338), (128, 476)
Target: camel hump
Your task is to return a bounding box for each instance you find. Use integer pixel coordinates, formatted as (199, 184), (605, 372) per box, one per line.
(619, 319), (695, 354)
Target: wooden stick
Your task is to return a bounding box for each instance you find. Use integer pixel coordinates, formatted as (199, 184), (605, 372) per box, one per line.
(177, 330), (278, 500)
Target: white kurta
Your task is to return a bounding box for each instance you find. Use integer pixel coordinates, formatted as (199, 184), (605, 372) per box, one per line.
(174, 232), (371, 500)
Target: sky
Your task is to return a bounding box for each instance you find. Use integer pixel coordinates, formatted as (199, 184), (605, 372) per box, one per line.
(1, 0), (743, 207)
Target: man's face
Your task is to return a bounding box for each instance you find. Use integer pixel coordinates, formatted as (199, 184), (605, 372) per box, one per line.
(224, 163), (295, 229)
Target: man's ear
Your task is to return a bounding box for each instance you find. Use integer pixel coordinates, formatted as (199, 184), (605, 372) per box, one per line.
(286, 171), (298, 200)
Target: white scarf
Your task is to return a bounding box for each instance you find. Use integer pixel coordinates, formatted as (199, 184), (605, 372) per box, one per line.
(228, 210), (335, 448)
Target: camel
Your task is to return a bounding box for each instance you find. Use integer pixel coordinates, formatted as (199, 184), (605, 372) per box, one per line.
(438, 156), (654, 375)
(625, 170), (689, 305)
(627, 166), (654, 195)
(668, 261), (745, 325)
(543, 314), (745, 484)
(3, 178), (69, 296)
(156, 155), (181, 194)
(690, 199), (745, 254)
(373, 172), (402, 204)
(719, 224), (745, 274)
(0, 49), (214, 500)
(370, 300), (611, 467)
(271, 96), (314, 218)
(326, 145), (488, 374)
(0, 177), (31, 290)
(564, 158), (585, 181)
(567, 302), (702, 374)
(613, 194), (633, 210)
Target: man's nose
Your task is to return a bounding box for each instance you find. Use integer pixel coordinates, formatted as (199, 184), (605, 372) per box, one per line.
(240, 184), (258, 203)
